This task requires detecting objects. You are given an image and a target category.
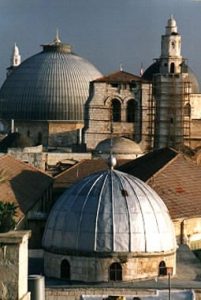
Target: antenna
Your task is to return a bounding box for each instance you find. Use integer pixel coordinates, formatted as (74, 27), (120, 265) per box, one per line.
(108, 98), (117, 170)
(140, 62), (144, 77)
(53, 28), (61, 44)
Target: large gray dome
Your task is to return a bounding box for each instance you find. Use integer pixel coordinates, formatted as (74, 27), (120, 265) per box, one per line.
(0, 40), (102, 121)
(43, 168), (176, 254)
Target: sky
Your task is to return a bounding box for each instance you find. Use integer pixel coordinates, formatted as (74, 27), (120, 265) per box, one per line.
(0, 0), (201, 85)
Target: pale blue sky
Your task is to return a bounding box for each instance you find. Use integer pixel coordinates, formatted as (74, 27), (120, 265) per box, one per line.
(0, 0), (200, 84)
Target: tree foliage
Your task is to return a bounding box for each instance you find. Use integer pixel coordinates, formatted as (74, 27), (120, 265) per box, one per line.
(0, 201), (17, 233)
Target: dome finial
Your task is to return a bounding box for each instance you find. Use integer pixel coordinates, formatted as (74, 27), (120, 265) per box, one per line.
(107, 154), (117, 170)
(53, 29), (61, 44)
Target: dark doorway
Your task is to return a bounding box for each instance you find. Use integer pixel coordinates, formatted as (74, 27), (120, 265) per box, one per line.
(159, 261), (167, 276)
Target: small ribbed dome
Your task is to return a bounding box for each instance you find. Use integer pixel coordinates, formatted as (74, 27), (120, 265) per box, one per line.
(0, 39), (102, 121)
(95, 137), (142, 155)
(43, 169), (176, 254)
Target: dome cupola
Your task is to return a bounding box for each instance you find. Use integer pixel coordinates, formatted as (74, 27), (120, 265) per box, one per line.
(43, 169), (176, 254)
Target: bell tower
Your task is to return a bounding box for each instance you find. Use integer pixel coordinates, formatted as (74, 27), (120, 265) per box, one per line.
(160, 15), (182, 74)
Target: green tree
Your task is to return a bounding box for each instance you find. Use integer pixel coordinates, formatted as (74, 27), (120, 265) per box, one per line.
(0, 202), (17, 233)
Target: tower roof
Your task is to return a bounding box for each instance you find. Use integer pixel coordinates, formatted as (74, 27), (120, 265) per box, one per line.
(166, 15), (178, 35)
(93, 70), (146, 83)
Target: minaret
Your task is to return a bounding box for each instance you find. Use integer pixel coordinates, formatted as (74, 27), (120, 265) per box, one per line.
(153, 16), (187, 150)
(160, 15), (182, 74)
(11, 43), (21, 67)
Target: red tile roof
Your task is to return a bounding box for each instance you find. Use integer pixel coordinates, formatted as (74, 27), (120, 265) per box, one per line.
(147, 154), (201, 220)
(119, 148), (201, 220)
(0, 155), (53, 221)
(93, 70), (147, 83)
(54, 159), (130, 191)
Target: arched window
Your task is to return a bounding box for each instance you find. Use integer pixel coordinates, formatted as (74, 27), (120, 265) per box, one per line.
(60, 259), (70, 280)
(127, 99), (137, 122)
(109, 262), (122, 281)
(184, 103), (191, 117)
(111, 99), (121, 122)
(37, 132), (42, 144)
(170, 63), (175, 74)
(159, 261), (167, 276)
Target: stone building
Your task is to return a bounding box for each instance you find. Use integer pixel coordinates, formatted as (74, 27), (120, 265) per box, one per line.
(43, 158), (176, 282)
(84, 71), (151, 151)
(84, 16), (201, 152)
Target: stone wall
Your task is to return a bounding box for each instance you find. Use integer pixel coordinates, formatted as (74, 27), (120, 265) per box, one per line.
(84, 81), (147, 150)
(45, 287), (157, 300)
(48, 121), (83, 147)
(0, 231), (31, 300)
(173, 217), (201, 249)
(44, 251), (176, 282)
(6, 149), (91, 170)
(13, 120), (49, 146)
(6, 119), (84, 148)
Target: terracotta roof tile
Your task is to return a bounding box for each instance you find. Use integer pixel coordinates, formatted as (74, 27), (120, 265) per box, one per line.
(54, 159), (130, 191)
(118, 148), (178, 181)
(0, 155), (53, 221)
(93, 70), (147, 83)
(147, 154), (201, 220)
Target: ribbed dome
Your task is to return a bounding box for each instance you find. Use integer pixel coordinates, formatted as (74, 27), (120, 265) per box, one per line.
(0, 40), (102, 121)
(142, 62), (200, 93)
(95, 137), (142, 155)
(43, 169), (176, 254)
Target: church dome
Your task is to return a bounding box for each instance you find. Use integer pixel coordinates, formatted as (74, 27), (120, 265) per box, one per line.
(43, 168), (176, 254)
(0, 38), (102, 121)
(95, 137), (142, 154)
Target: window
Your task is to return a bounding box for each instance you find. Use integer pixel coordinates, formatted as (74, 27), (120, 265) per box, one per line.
(111, 99), (121, 122)
(60, 259), (70, 280)
(184, 103), (191, 117)
(37, 132), (42, 144)
(127, 99), (137, 122)
(111, 83), (119, 88)
(170, 63), (175, 74)
(159, 261), (167, 276)
(109, 262), (122, 281)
